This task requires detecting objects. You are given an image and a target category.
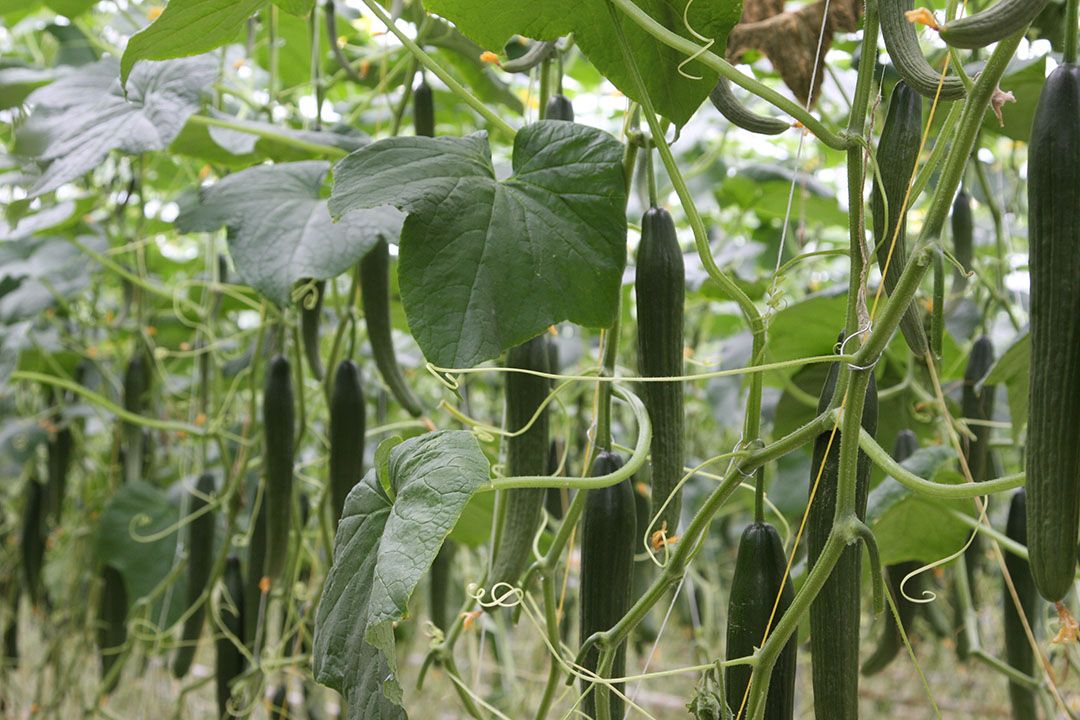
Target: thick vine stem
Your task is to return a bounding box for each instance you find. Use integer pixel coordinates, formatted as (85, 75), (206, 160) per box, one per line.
(852, 519), (885, 615)
(609, 0), (849, 150)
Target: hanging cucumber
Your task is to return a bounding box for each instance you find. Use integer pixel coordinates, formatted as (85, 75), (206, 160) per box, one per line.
(862, 430), (920, 675)
(46, 410), (72, 524)
(725, 521), (796, 719)
(489, 335), (551, 594)
(122, 348), (152, 485)
(807, 361), (879, 720)
(329, 359), (366, 528)
(1003, 489), (1040, 720)
(300, 280), (326, 381)
(951, 188), (973, 289)
(709, 77), (789, 136)
(881, 0), (967, 101)
(244, 494), (267, 652)
(1025, 64), (1080, 602)
(871, 80), (930, 358)
(635, 205), (686, 537)
(428, 540), (456, 631)
(360, 239), (424, 417)
(97, 565), (128, 694)
(21, 473), (46, 608)
(962, 336), (996, 486)
(414, 77), (435, 138)
(545, 93), (575, 122)
(216, 556), (246, 720)
(171, 472), (217, 679)
(579, 451), (636, 720)
(939, 0), (1049, 49)
(263, 354), (295, 582)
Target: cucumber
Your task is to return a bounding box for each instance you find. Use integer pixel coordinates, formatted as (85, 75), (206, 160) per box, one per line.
(951, 188), (973, 289)
(544, 93), (575, 122)
(579, 451), (636, 720)
(871, 81), (930, 358)
(939, 0), (1049, 49)
(1025, 64), (1080, 602)
(360, 239), (424, 417)
(171, 472), (217, 679)
(1003, 489), (1039, 720)
(46, 412), (72, 524)
(862, 430), (920, 676)
(962, 336), (996, 486)
(429, 540), (456, 631)
(122, 349), (152, 485)
(807, 361), (879, 720)
(414, 78), (435, 138)
(21, 473), (46, 607)
(244, 494), (267, 653)
(709, 77), (789, 136)
(97, 565), (128, 694)
(329, 359), (366, 527)
(635, 206), (686, 536)
(216, 556), (246, 719)
(881, 0), (967, 101)
(300, 280), (325, 381)
(489, 336), (551, 594)
(263, 354), (295, 582)
(725, 521), (796, 719)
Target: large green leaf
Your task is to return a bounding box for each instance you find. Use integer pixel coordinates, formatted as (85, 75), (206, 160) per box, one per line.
(329, 121), (628, 368)
(94, 482), (188, 628)
(424, 0), (743, 126)
(121, 0), (260, 85)
(313, 431), (491, 719)
(20, 56), (215, 196)
(176, 161), (402, 306)
(866, 446), (972, 565)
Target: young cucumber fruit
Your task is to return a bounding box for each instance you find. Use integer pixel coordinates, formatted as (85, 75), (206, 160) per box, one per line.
(950, 188), (973, 289)
(871, 80), (930, 358)
(725, 521), (796, 719)
(413, 78), (435, 138)
(939, 0), (1049, 50)
(881, 0), (966, 100)
(329, 359), (366, 528)
(807, 360), (878, 720)
(1025, 64), (1080, 602)
(544, 94), (575, 122)
(21, 474), (46, 607)
(263, 355), (296, 582)
(579, 451), (636, 720)
(709, 77), (789, 136)
(216, 556), (246, 719)
(488, 335), (551, 595)
(635, 206), (686, 538)
(962, 336), (996, 486)
(1003, 489), (1040, 720)
(299, 280), (325, 381)
(172, 472), (217, 678)
(97, 565), (128, 694)
(360, 239), (425, 417)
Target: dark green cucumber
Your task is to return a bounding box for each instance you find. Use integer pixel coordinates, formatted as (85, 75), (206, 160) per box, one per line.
(489, 336), (551, 593)
(269, 684), (290, 719)
(414, 78), (435, 138)
(300, 280), (325, 381)
(881, 0), (967, 101)
(216, 556), (245, 720)
(807, 361), (878, 720)
(939, 0), (1049, 49)
(429, 540), (456, 631)
(544, 93), (575, 122)
(329, 359), (366, 528)
(244, 494), (267, 652)
(3, 577), (17, 664)
(962, 336), (996, 485)
(1003, 489), (1039, 720)
(21, 473), (46, 607)
(46, 411), (72, 524)
(97, 565), (128, 694)
(862, 430), (920, 676)
(263, 355), (295, 582)
(635, 206), (686, 537)
(360, 239), (424, 417)
(951, 188), (973, 288)
(725, 521), (796, 719)
(579, 451), (636, 720)
(871, 81), (929, 358)
(122, 349), (152, 485)
(171, 472), (217, 679)
(1025, 64), (1080, 602)
(709, 77), (789, 136)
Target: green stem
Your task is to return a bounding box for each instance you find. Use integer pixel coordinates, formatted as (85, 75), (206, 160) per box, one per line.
(532, 575), (564, 720)
(186, 114), (348, 159)
(538, 57), (553, 121)
(908, 101), (963, 202)
(971, 154), (1008, 295)
(1067, 0), (1079, 64)
(360, 0), (516, 137)
(594, 313), (621, 453)
(609, 0), (848, 149)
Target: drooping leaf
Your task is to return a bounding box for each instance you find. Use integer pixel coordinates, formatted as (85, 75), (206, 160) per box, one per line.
(329, 121), (628, 368)
(866, 446), (972, 565)
(177, 161), (402, 306)
(121, 0), (261, 85)
(424, 0), (743, 126)
(313, 431), (491, 718)
(94, 482), (188, 628)
(20, 56), (216, 196)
